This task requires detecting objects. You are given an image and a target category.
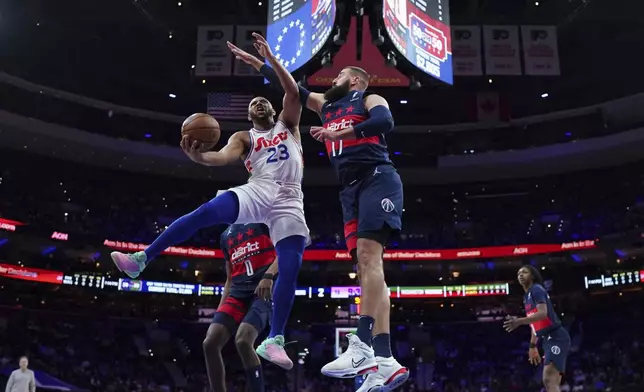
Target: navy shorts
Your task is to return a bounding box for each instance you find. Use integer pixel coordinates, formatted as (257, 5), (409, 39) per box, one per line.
(541, 327), (571, 374)
(212, 293), (272, 334)
(340, 164), (403, 251)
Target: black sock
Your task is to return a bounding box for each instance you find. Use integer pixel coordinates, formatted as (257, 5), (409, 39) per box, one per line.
(372, 333), (392, 358)
(356, 316), (375, 346)
(244, 365), (265, 392)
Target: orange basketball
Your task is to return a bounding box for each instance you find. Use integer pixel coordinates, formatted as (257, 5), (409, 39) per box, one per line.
(181, 113), (221, 150)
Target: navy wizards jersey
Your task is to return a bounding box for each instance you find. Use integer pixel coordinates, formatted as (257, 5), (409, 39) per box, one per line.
(320, 90), (393, 185)
(220, 223), (276, 292)
(524, 284), (561, 337)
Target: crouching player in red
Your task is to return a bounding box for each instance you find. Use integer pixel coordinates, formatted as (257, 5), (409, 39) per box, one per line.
(503, 265), (571, 392)
(203, 223), (278, 392)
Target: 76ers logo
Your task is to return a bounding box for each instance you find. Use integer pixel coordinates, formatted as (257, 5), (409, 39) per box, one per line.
(254, 132), (288, 152)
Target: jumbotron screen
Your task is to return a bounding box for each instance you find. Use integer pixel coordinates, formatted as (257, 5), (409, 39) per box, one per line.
(382, 0), (453, 85)
(266, 0), (336, 73)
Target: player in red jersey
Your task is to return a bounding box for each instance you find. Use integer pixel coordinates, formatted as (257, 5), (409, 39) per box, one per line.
(203, 223), (278, 392)
(250, 60), (407, 391)
(503, 265), (571, 392)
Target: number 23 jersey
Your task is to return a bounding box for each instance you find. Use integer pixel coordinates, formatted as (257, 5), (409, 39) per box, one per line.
(221, 223), (276, 291)
(244, 121), (304, 184)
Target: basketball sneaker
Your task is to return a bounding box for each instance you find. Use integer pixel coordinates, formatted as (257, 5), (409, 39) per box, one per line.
(356, 356), (409, 392)
(256, 335), (293, 370)
(321, 333), (378, 378)
(110, 251), (147, 279)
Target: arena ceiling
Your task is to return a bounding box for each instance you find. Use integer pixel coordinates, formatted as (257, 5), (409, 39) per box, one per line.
(0, 0), (642, 122)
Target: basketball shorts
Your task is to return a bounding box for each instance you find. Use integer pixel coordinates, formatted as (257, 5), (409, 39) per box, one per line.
(212, 293), (272, 334)
(541, 326), (571, 374)
(340, 164), (403, 251)
(225, 179), (310, 245)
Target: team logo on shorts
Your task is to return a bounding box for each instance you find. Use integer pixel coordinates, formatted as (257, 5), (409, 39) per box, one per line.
(551, 345), (561, 355)
(381, 198), (395, 213)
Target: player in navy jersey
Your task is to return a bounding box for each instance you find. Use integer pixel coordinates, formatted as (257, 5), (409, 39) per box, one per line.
(503, 265), (571, 392)
(253, 60), (407, 391)
(203, 223), (278, 392)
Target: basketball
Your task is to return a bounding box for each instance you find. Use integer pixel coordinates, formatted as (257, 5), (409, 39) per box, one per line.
(181, 113), (221, 150)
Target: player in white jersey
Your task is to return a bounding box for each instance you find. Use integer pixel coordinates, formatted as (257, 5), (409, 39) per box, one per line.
(110, 33), (307, 369)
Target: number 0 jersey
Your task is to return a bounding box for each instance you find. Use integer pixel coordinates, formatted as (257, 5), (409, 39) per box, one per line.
(221, 223), (276, 293)
(320, 90), (393, 186)
(243, 121), (304, 184)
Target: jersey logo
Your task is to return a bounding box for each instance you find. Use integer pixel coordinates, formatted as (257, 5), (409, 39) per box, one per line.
(551, 345), (560, 355)
(381, 198), (395, 213)
(231, 241), (260, 263)
(254, 132), (288, 152)
(327, 118), (354, 132)
(350, 91), (360, 101)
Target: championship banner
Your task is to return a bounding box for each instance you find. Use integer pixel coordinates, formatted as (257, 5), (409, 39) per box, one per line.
(483, 25), (521, 75)
(103, 239), (597, 261)
(452, 26), (483, 76)
(0, 263), (63, 284)
(308, 16), (409, 87)
(195, 25), (234, 77)
(521, 25), (561, 76)
(233, 26), (266, 76)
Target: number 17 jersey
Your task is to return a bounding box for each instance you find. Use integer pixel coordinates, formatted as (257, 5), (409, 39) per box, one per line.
(221, 223), (276, 294)
(244, 121), (304, 184)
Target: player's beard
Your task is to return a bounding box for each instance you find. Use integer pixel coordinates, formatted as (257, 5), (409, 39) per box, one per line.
(249, 108), (274, 129)
(323, 80), (351, 102)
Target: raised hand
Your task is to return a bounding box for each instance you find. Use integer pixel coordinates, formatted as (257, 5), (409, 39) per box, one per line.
(226, 41), (261, 66)
(180, 135), (205, 162)
(252, 32), (275, 60)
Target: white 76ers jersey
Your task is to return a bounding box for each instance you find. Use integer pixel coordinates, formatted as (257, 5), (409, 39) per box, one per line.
(244, 121), (304, 184)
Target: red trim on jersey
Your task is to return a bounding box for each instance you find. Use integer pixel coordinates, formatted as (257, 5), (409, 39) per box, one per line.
(324, 136), (381, 156)
(217, 296), (248, 323)
(526, 307), (554, 332)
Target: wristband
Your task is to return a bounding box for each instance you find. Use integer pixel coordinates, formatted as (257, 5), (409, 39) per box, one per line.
(262, 273), (274, 280)
(529, 343), (537, 349)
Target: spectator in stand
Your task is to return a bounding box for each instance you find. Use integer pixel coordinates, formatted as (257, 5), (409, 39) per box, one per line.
(5, 356), (35, 392)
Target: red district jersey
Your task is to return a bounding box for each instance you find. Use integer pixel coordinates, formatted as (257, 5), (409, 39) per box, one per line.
(523, 283), (561, 337)
(220, 223), (276, 289)
(320, 90), (393, 185)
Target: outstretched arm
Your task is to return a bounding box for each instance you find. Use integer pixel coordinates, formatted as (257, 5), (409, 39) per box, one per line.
(181, 131), (246, 167)
(226, 39), (325, 114)
(248, 33), (302, 130)
(310, 94), (395, 142)
(259, 64), (326, 114)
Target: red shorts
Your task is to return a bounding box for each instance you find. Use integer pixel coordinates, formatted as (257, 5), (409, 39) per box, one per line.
(213, 294), (272, 333)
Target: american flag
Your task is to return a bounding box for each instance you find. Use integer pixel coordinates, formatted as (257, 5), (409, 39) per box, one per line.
(207, 92), (254, 121)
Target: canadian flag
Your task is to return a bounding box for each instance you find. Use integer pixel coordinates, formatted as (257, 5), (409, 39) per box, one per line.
(476, 91), (500, 122)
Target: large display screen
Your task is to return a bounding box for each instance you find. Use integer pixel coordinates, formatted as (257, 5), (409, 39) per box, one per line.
(266, 0), (336, 73)
(382, 0), (453, 84)
(584, 271), (644, 289)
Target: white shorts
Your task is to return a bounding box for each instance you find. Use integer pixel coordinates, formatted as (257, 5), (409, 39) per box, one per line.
(225, 180), (310, 246)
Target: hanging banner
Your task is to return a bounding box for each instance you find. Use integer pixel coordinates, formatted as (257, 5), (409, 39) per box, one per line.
(452, 26), (483, 76)
(521, 25), (561, 76)
(483, 25), (521, 75)
(476, 91), (500, 122)
(195, 25), (234, 77)
(308, 16), (409, 87)
(234, 26), (266, 76)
